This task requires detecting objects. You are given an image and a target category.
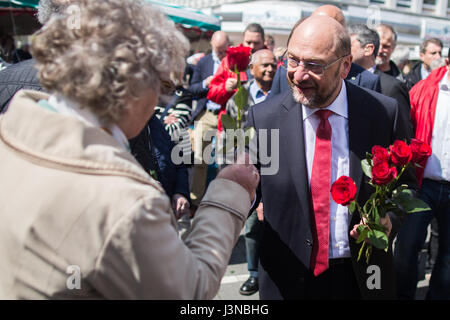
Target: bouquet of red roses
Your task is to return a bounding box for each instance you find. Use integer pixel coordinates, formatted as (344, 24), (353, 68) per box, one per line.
(331, 139), (432, 264)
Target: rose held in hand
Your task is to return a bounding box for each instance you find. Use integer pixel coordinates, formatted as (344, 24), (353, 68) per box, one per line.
(372, 161), (397, 185)
(226, 45), (252, 72)
(410, 138), (432, 165)
(389, 140), (412, 167)
(331, 176), (357, 206)
(371, 145), (389, 164)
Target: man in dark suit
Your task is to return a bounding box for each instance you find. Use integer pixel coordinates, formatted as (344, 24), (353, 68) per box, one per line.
(188, 31), (229, 209)
(348, 24), (413, 136)
(247, 15), (416, 300)
(268, 5), (381, 99)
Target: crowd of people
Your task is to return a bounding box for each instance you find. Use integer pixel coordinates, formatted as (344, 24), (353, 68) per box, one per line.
(0, 0), (448, 300)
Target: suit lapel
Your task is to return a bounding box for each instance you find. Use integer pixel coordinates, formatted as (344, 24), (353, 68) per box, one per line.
(279, 93), (311, 218)
(346, 81), (371, 213)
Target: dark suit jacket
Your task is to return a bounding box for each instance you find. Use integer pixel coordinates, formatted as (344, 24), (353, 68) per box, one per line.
(268, 64), (381, 99)
(0, 59), (42, 113)
(189, 54), (214, 121)
(373, 69), (413, 136)
(247, 81), (416, 300)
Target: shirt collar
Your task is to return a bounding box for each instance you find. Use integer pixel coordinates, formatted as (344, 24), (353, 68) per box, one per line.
(212, 51), (221, 65)
(302, 80), (348, 120)
(47, 94), (130, 151)
(249, 80), (268, 102)
(421, 63), (430, 79)
(368, 65), (376, 73)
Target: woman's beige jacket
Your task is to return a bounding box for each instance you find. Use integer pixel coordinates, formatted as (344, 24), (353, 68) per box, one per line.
(0, 90), (250, 299)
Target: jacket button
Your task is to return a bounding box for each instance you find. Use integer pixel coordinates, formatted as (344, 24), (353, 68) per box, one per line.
(305, 239), (312, 246)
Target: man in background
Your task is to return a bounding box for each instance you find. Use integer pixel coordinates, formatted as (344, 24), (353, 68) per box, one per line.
(375, 24), (405, 82)
(406, 38), (443, 89)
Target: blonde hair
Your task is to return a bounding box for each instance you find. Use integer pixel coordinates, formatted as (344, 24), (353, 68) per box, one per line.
(31, 0), (189, 123)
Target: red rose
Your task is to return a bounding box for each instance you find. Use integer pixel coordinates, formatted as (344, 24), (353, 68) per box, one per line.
(372, 162), (397, 185)
(226, 45), (252, 72)
(410, 138), (432, 165)
(389, 140), (412, 167)
(331, 176), (357, 206)
(371, 145), (390, 165)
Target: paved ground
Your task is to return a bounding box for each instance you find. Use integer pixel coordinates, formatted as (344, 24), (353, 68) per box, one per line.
(214, 227), (431, 300)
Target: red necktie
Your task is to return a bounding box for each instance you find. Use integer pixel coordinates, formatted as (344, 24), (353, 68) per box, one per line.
(310, 109), (333, 276)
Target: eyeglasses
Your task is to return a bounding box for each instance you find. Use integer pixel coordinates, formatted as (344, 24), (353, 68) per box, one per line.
(284, 53), (349, 75)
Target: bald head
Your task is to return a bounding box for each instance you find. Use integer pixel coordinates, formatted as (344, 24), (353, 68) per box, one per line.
(312, 5), (346, 27)
(286, 15), (352, 108)
(288, 15), (350, 58)
(210, 31), (229, 61)
(249, 49), (276, 91)
(250, 49), (275, 65)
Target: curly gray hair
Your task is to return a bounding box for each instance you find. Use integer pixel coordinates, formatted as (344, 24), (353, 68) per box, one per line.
(32, 0), (189, 123)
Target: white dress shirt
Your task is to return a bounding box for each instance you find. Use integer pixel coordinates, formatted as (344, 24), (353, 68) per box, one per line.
(423, 71), (450, 182)
(303, 80), (351, 259)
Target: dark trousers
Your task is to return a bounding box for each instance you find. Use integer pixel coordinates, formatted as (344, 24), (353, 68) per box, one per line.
(305, 258), (361, 300)
(245, 211), (263, 278)
(394, 179), (450, 300)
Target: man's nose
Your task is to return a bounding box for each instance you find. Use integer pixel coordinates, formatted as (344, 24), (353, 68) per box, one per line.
(293, 67), (310, 82)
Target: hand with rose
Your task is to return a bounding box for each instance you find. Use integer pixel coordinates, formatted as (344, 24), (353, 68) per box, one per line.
(350, 215), (392, 242)
(225, 78), (238, 93)
(331, 139), (431, 263)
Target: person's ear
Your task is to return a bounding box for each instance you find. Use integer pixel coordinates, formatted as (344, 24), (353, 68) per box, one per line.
(340, 55), (353, 79)
(249, 64), (255, 76)
(364, 44), (375, 57)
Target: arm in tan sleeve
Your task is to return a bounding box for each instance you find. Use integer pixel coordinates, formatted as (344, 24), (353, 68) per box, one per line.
(92, 178), (250, 299)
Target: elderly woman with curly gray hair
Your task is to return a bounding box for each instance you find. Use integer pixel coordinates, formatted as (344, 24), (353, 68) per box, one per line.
(0, 0), (259, 299)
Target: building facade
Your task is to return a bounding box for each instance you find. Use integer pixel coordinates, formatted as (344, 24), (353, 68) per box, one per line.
(169, 0), (450, 59)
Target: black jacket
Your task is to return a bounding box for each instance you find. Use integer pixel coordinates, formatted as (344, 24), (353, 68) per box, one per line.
(129, 115), (190, 201)
(374, 69), (413, 136)
(405, 62), (422, 90)
(0, 59), (42, 113)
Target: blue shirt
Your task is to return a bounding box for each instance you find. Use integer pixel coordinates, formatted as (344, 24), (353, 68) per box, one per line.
(249, 81), (269, 104)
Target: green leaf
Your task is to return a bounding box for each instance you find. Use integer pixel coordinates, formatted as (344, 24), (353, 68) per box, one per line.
(392, 188), (431, 213)
(356, 226), (369, 244)
(221, 114), (237, 130)
(365, 245), (372, 264)
(348, 201), (356, 214)
(402, 198), (431, 213)
(367, 229), (388, 250)
(372, 206), (380, 224)
(234, 87), (248, 110)
(361, 159), (372, 179)
(244, 126), (256, 146)
(358, 241), (365, 262)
